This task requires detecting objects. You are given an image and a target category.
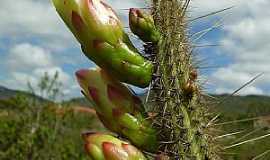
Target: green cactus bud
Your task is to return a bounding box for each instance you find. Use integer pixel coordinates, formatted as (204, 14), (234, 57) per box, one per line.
(76, 68), (158, 152)
(129, 8), (160, 43)
(52, 0), (153, 87)
(82, 132), (147, 160)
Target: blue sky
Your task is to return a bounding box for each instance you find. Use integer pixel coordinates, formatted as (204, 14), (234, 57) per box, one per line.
(0, 0), (269, 99)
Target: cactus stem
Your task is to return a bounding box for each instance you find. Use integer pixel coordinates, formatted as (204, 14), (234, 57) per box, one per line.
(146, 0), (220, 159)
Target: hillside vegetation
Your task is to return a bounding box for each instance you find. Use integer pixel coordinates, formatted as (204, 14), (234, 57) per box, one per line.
(1, 86), (270, 159)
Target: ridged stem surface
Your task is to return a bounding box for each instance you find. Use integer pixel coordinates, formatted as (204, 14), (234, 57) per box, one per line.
(147, 0), (219, 159)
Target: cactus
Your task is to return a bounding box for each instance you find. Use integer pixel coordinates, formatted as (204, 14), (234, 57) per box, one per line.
(75, 68), (158, 152)
(52, 0), (153, 87)
(52, 0), (221, 159)
(82, 132), (147, 160)
(146, 0), (219, 159)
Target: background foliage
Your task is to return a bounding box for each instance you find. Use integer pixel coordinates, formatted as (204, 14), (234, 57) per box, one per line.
(1, 76), (270, 159)
(0, 73), (103, 160)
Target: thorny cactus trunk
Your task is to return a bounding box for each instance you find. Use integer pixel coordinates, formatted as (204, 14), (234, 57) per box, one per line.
(53, 0), (220, 159)
(146, 1), (220, 159)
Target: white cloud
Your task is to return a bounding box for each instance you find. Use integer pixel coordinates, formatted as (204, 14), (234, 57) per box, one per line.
(107, 0), (146, 8)
(0, 0), (144, 50)
(9, 72), (39, 90)
(33, 67), (70, 83)
(239, 86), (264, 95)
(2, 43), (76, 99)
(33, 66), (74, 96)
(4, 0), (269, 97)
(215, 86), (264, 95)
(0, 0), (75, 50)
(190, 0), (242, 18)
(192, 0), (270, 95)
(0, 0), (145, 50)
(7, 43), (53, 70)
(211, 67), (264, 95)
(0, 0), (148, 98)
(212, 68), (253, 87)
(3, 66), (75, 99)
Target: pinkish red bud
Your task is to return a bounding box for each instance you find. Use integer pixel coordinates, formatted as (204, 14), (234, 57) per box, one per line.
(75, 68), (158, 152)
(83, 132), (147, 160)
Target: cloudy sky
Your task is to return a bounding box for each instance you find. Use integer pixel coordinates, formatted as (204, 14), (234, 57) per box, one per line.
(0, 0), (269, 99)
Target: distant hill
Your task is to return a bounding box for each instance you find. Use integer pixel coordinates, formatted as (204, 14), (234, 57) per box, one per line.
(0, 85), (48, 105)
(0, 85), (92, 109)
(67, 94), (270, 118)
(0, 86), (22, 100)
(1, 85), (270, 118)
(66, 97), (92, 107)
(212, 94), (270, 119)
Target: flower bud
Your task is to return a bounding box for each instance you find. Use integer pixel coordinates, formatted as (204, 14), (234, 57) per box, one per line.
(183, 80), (197, 98)
(76, 68), (158, 152)
(189, 69), (198, 82)
(83, 132), (147, 160)
(129, 8), (160, 43)
(52, 0), (153, 87)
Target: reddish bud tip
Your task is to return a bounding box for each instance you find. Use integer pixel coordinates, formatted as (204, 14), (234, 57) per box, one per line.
(112, 108), (124, 118)
(88, 86), (100, 104)
(93, 39), (104, 50)
(102, 142), (128, 159)
(107, 84), (124, 102)
(121, 143), (138, 155)
(72, 11), (84, 32)
(190, 69), (198, 81)
(75, 69), (88, 81)
(102, 142), (114, 151)
(129, 8), (143, 18)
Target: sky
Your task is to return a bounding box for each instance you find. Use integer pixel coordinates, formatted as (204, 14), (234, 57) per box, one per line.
(0, 0), (269, 99)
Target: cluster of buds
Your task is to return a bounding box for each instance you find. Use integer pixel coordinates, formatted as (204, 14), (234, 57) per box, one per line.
(52, 0), (153, 87)
(53, 0), (161, 158)
(83, 132), (147, 160)
(76, 68), (158, 152)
